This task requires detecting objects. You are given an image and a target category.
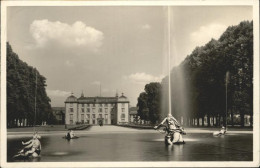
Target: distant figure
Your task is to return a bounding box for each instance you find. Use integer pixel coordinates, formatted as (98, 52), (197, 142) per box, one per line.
(14, 132), (41, 158)
(66, 130), (75, 139)
(154, 114), (185, 145)
(99, 120), (103, 127)
(213, 126), (227, 136)
(220, 126), (227, 134)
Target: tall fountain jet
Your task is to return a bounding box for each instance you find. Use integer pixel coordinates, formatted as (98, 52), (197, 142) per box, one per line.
(168, 6), (172, 116)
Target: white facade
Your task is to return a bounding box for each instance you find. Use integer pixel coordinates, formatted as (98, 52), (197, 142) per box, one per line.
(65, 93), (129, 125)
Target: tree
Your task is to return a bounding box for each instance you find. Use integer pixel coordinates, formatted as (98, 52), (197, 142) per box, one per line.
(159, 20), (253, 127)
(137, 92), (149, 122)
(7, 42), (54, 127)
(136, 82), (162, 124)
(144, 82), (162, 124)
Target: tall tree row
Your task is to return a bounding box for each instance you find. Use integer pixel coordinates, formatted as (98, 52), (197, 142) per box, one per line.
(7, 42), (56, 127)
(137, 21), (253, 127)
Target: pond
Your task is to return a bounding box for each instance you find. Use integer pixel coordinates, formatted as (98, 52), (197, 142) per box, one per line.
(7, 128), (253, 162)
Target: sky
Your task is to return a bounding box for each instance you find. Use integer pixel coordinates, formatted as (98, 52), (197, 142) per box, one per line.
(7, 6), (252, 107)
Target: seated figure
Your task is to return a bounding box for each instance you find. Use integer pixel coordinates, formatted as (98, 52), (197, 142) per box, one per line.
(66, 130), (75, 139)
(14, 132), (41, 158)
(213, 126), (227, 136)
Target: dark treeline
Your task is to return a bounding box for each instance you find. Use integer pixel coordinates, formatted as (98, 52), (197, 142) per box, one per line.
(137, 21), (253, 127)
(7, 42), (56, 128)
(137, 82), (162, 124)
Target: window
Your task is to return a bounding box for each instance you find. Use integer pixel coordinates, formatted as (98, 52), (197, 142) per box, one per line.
(70, 103), (73, 107)
(81, 114), (84, 123)
(99, 104), (102, 107)
(104, 104), (108, 107)
(121, 103), (125, 107)
(92, 120), (96, 124)
(86, 114), (90, 119)
(121, 114), (125, 119)
(81, 104), (84, 108)
(70, 114), (73, 124)
(99, 114), (102, 118)
(70, 108), (73, 112)
(92, 108), (95, 112)
(86, 120), (89, 124)
(122, 108), (125, 112)
(105, 114), (108, 119)
(87, 108), (90, 113)
(81, 108), (84, 113)
(92, 114), (96, 119)
(70, 114), (73, 120)
(105, 108), (108, 113)
(86, 104), (90, 107)
(121, 113), (125, 121)
(93, 104), (95, 107)
(99, 108), (102, 113)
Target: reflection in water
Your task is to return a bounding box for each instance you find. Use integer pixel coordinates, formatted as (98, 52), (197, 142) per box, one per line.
(165, 144), (184, 156)
(153, 138), (199, 142)
(66, 138), (75, 145)
(172, 144), (183, 156)
(31, 157), (41, 162)
(12, 156), (41, 162)
(50, 152), (69, 156)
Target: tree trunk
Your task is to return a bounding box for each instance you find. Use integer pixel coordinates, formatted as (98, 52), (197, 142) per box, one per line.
(223, 115), (226, 127)
(197, 117), (200, 126)
(202, 117), (205, 126)
(250, 113), (253, 127)
(207, 115), (210, 127)
(218, 114), (221, 126)
(231, 109), (234, 126)
(240, 112), (245, 127)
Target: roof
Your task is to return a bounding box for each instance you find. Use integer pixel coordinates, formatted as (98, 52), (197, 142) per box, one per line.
(129, 107), (138, 115)
(52, 107), (65, 115)
(129, 107), (138, 111)
(65, 95), (78, 103)
(65, 93), (130, 104)
(52, 107), (65, 111)
(78, 96), (119, 103)
(118, 93), (128, 102)
(129, 111), (138, 115)
(119, 95), (127, 98)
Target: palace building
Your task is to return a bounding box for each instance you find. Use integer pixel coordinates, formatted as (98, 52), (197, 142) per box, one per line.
(65, 92), (129, 125)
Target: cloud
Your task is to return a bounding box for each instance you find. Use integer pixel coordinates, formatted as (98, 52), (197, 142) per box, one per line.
(47, 89), (71, 97)
(29, 19), (104, 51)
(141, 24), (151, 30)
(102, 88), (110, 93)
(91, 81), (101, 85)
(190, 23), (227, 47)
(65, 60), (74, 67)
(124, 72), (163, 84)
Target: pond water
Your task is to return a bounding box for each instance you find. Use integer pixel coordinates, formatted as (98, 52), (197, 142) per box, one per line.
(7, 130), (252, 162)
